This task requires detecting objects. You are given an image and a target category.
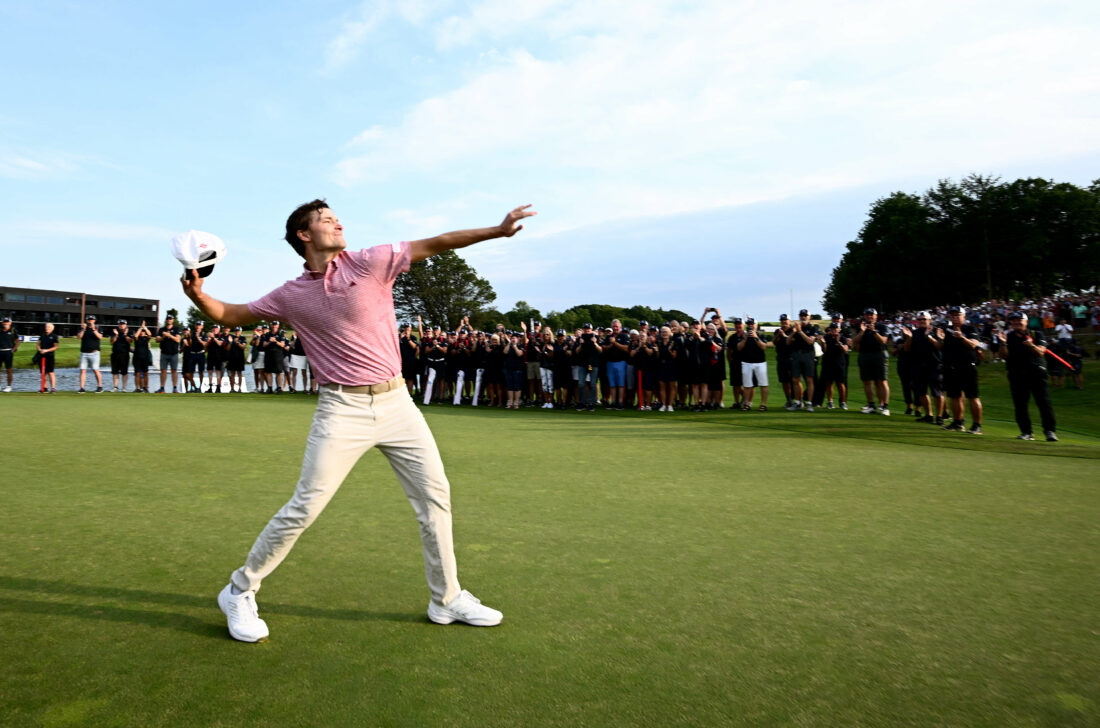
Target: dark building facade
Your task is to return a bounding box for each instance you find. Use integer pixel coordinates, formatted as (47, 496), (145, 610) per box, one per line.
(0, 286), (161, 337)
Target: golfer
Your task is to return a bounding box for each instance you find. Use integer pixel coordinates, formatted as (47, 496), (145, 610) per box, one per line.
(182, 199), (535, 642)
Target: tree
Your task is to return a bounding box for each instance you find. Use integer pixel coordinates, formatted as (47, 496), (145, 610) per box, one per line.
(186, 305), (215, 329)
(392, 251), (496, 330)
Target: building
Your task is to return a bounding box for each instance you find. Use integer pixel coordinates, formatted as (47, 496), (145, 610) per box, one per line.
(0, 286), (161, 337)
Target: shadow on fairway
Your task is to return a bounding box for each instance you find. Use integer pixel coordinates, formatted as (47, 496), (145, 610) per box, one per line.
(0, 576), (425, 638)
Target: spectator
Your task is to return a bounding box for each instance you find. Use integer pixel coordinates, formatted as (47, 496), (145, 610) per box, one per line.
(996, 313), (1057, 441)
(226, 326), (247, 393)
(0, 316), (17, 392)
(655, 325), (679, 411)
(37, 322), (59, 393)
(78, 314), (104, 393)
(772, 314), (794, 408)
(787, 309), (820, 412)
(207, 324), (227, 393)
(853, 307), (890, 416)
(132, 322), (153, 392)
(738, 318), (769, 410)
(109, 319), (133, 392)
(250, 324), (266, 393)
(935, 306), (984, 435)
(818, 322), (850, 410)
(901, 312), (944, 425)
(503, 331), (526, 409)
(156, 314), (181, 394)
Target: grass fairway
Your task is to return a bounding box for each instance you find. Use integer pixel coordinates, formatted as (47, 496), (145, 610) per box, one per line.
(2, 368), (1098, 727)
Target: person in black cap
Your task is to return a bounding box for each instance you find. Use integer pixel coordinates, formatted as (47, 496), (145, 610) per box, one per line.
(78, 314), (104, 393)
(264, 321), (288, 393)
(250, 324), (267, 392)
(182, 321), (208, 393)
(109, 319), (134, 392)
(575, 322), (602, 410)
(900, 312), (944, 424)
(787, 309), (821, 411)
(995, 312), (1057, 441)
(156, 314), (181, 393)
(207, 324), (227, 392)
(737, 318), (770, 410)
(132, 321), (153, 392)
(725, 318), (745, 409)
(853, 307), (891, 415)
(771, 314), (794, 407)
(934, 306), (984, 434)
(0, 316), (17, 392)
(225, 326), (248, 392)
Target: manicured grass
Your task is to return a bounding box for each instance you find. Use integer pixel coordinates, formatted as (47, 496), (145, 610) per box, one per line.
(1, 369), (1098, 727)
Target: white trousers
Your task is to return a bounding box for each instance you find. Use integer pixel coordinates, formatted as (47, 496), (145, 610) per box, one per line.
(452, 370), (466, 405)
(472, 368), (485, 406)
(230, 385), (461, 607)
(423, 368), (437, 405)
(540, 367), (553, 393)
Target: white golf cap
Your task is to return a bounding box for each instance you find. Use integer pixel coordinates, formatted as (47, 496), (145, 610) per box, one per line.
(171, 230), (226, 278)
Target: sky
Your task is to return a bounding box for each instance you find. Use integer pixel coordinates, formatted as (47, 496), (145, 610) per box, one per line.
(2, 0), (1099, 323)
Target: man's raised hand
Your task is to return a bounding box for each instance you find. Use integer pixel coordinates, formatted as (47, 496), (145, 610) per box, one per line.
(500, 205), (537, 237)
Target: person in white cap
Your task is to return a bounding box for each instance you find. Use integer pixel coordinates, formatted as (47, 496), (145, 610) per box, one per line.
(182, 199), (535, 642)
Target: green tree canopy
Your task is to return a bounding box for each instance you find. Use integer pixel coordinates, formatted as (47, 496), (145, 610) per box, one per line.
(823, 174), (1100, 314)
(393, 251), (497, 330)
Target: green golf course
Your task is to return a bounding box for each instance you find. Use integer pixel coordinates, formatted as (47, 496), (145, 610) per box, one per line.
(1, 362), (1097, 727)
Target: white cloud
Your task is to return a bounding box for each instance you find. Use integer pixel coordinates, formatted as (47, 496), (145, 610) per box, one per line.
(331, 0), (1100, 239)
(0, 149), (84, 180)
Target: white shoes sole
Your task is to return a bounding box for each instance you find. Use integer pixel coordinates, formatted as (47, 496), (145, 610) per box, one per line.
(427, 591), (503, 627)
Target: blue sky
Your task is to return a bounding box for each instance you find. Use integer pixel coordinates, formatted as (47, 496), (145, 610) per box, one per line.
(3, 0), (1099, 323)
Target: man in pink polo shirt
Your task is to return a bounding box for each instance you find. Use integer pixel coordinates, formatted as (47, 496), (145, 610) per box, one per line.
(183, 199), (536, 642)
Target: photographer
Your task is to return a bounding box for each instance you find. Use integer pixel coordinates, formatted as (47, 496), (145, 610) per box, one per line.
(996, 312), (1057, 441)
(225, 326), (247, 393)
(737, 318), (770, 410)
(772, 314), (794, 408)
(109, 319), (134, 392)
(684, 320), (709, 411)
(132, 322), (153, 392)
(725, 318), (746, 409)
(703, 322), (726, 410)
(78, 314), (104, 393)
(575, 323), (602, 411)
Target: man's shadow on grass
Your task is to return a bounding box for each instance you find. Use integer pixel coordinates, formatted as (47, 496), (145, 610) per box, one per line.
(0, 575), (424, 640)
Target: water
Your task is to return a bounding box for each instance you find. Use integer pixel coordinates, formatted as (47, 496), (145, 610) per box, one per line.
(2, 365), (311, 393)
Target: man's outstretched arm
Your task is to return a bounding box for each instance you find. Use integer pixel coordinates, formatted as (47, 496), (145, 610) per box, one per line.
(410, 205), (536, 263)
(181, 269), (258, 329)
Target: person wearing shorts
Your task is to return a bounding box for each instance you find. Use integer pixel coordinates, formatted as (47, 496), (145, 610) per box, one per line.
(289, 332), (309, 393)
(156, 315), (181, 393)
(206, 324), (227, 392)
(0, 316), (18, 392)
(132, 322), (153, 392)
(737, 318), (769, 410)
(787, 309), (820, 411)
(225, 326), (248, 392)
(902, 312), (944, 424)
(250, 324), (267, 392)
(109, 319), (133, 392)
(853, 307), (890, 415)
(37, 322), (59, 393)
(935, 306), (983, 434)
(78, 314), (104, 393)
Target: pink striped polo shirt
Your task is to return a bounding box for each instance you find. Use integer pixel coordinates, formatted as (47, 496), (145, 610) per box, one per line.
(248, 242), (410, 386)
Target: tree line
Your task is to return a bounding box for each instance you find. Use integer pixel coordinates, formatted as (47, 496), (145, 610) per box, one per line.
(822, 174), (1100, 315)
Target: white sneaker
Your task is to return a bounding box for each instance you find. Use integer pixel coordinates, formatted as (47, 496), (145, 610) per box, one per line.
(666, 405), (674, 412)
(805, 404), (814, 412)
(879, 406), (890, 416)
(840, 402), (848, 410)
(218, 584), (269, 642)
(428, 590), (502, 626)
(2, 386), (10, 393)
(860, 404), (876, 414)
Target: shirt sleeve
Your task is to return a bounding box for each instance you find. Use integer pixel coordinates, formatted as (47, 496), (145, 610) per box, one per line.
(248, 286), (285, 321)
(358, 241), (411, 285)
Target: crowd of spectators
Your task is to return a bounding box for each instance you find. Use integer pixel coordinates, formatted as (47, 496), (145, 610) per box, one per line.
(12, 292), (1094, 441)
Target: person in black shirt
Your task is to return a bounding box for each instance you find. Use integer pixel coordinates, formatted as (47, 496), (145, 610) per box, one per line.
(503, 332), (526, 409)
(771, 314), (794, 407)
(207, 324), (227, 393)
(132, 322), (153, 392)
(818, 323), (849, 409)
(400, 324), (420, 396)
(157, 314), (182, 393)
(250, 324), (267, 392)
(655, 325), (679, 411)
(109, 319), (134, 392)
(265, 321), (289, 393)
(552, 330), (572, 408)
(737, 318), (770, 410)
(900, 312), (944, 424)
(787, 309), (821, 412)
(421, 328), (447, 405)
(725, 318), (745, 410)
(78, 314), (104, 393)
(181, 324), (206, 393)
(996, 312), (1057, 441)
(574, 323), (602, 411)
(225, 326), (247, 392)
(852, 307), (890, 415)
(36, 322), (60, 393)
(933, 306), (983, 434)
(0, 316), (18, 392)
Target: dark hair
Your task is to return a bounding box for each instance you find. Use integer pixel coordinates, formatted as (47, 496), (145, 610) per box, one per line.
(284, 199), (329, 258)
